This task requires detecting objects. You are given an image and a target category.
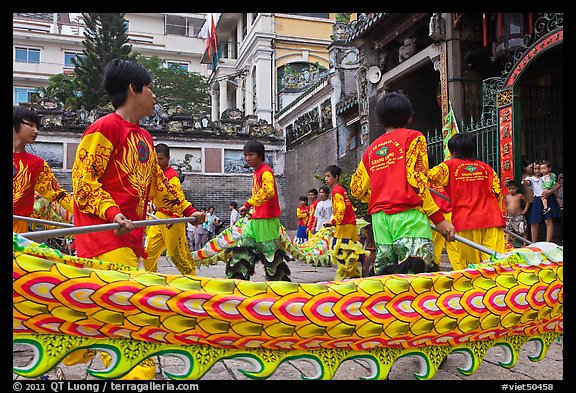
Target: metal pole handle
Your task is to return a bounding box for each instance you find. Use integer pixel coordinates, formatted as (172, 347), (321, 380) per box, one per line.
(13, 215), (73, 228)
(18, 216), (198, 242)
(431, 224), (502, 258)
(428, 187), (532, 245)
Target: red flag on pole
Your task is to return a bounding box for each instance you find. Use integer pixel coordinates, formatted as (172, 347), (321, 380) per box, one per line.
(209, 15), (219, 67)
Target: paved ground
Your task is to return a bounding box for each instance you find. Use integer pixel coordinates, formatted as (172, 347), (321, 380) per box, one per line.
(13, 254), (564, 383)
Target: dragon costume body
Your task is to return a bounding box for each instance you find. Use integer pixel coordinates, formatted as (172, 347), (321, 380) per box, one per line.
(13, 216), (562, 380)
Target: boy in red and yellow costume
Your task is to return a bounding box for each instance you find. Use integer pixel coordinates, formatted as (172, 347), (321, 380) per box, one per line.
(13, 107), (74, 233)
(143, 143), (198, 275)
(324, 165), (364, 280)
(225, 140), (291, 281)
(428, 132), (506, 267)
(350, 91), (455, 275)
(66, 59), (204, 379)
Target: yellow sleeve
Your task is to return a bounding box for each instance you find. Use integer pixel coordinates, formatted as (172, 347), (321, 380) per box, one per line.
(35, 162), (74, 214)
(492, 168), (504, 210)
(350, 161), (371, 203)
(331, 193), (346, 225)
(428, 162), (450, 187)
(247, 170), (275, 206)
(72, 132), (118, 220)
(405, 136), (440, 218)
(150, 162), (191, 216)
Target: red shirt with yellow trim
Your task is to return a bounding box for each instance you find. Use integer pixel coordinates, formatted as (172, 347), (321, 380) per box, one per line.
(297, 205), (310, 226)
(72, 113), (195, 258)
(244, 162), (281, 219)
(307, 199), (319, 232)
(13, 151), (74, 232)
(330, 184), (356, 226)
(157, 166), (187, 218)
(350, 128), (445, 225)
(428, 158), (505, 232)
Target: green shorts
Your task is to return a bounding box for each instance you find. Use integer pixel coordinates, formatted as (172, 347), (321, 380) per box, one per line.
(371, 209), (432, 244)
(241, 217), (281, 243)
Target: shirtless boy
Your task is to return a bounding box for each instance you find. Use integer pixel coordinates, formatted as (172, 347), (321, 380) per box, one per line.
(504, 180), (529, 247)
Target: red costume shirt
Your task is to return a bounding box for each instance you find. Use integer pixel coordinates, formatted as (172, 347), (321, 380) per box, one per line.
(13, 151), (73, 232)
(330, 184), (356, 226)
(350, 128), (445, 225)
(428, 158), (505, 232)
(245, 162), (281, 219)
(72, 113), (195, 258)
(307, 199), (319, 232)
(297, 205), (310, 226)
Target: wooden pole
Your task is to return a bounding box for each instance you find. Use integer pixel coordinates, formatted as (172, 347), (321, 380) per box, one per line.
(18, 216), (198, 242)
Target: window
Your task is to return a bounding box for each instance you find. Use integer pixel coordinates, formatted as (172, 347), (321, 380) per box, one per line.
(15, 47), (40, 64)
(252, 66), (257, 111)
(167, 61), (189, 72)
(242, 13), (248, 39)
(285, 13), (329, 19)
(14, 87), (38, 104)
(64, 51), (84, 68)
(165, 15), (188, 36)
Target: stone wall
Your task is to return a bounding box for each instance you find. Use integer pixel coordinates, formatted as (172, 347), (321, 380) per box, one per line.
(284, 130), (338, 230)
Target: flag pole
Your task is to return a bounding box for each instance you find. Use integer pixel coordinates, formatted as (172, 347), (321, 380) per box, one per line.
(18, 216), (198, 242)
(428, 187), (532, 244)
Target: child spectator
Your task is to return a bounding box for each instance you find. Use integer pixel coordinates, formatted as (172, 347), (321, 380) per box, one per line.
(294, 195), (310, 244)
(229, 201), (240, 227)
(313, 185), (333, 232)
(504, 179), (530, 247)
(539, 160), (557, 215)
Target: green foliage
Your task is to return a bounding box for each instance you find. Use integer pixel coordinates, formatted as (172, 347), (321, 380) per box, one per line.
(335, 13), (351, 23)
(313, 172), (369, 221)
(73, 13), (134, 110)
(134, 55), (210, 116)
(36, 74), (79, 110)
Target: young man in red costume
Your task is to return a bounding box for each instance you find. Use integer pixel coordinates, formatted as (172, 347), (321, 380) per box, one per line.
(65, 59), (204, 379)
(428, 132), (506, 266)
(143, 143), (198, 275)
(324, 164), (364, 280)
(350, 91), (455, 275)
(226, 139), (291, 281)
(13, 107), (74, 233)
(306, 188), (319, 235)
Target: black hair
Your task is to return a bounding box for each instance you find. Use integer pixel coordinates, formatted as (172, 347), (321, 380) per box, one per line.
(325, 165), (342, 179)
(299, 195), (308, 202)
(209, 205), (215, 210)
(13, 107), (41, 131)
(308, 188), (318, 196)
(103, 59), (153, 109)
(540, 160), (552, 169)
(243, 139), (265, 159)
(447, 132), (476, 159)
(155, 143), (170, 157)
(230, 201), (238, 209)
(319, 185), (330, 194)
(375, 91), (413, 128)
(506, 179), (520, 188)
